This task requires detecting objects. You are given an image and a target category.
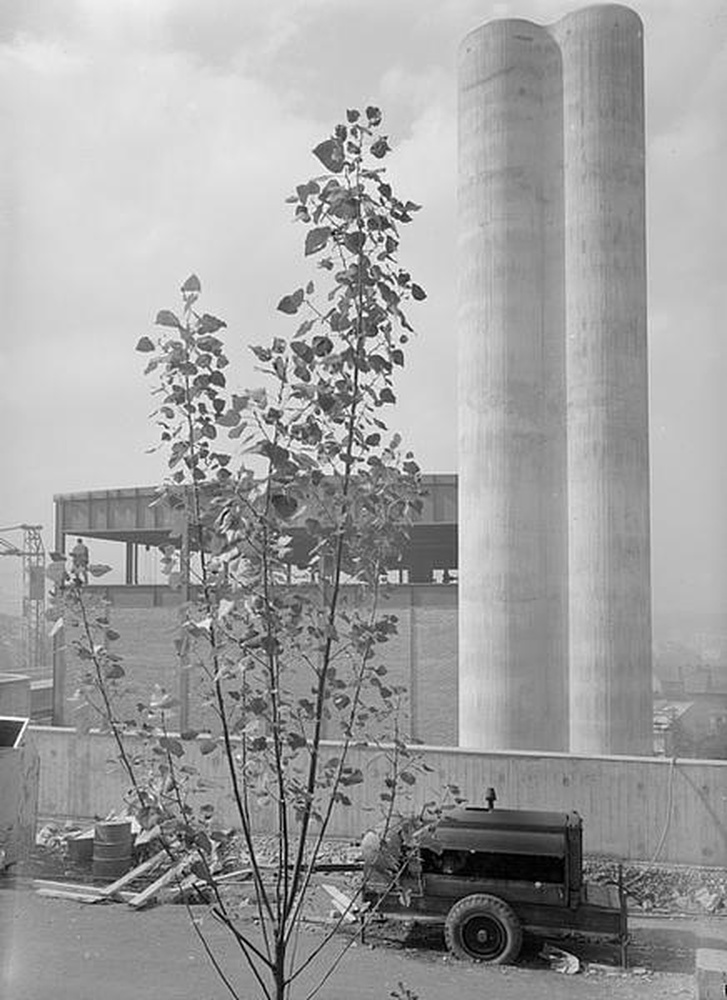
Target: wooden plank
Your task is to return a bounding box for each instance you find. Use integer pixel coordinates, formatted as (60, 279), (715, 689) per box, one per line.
(165, 871), (205, 903)
(210, 868), (252, 884)
(127, 856), (193, 910)
(165, 864), (248, 900)
(36, 888), (105, 904)
(34, 879), (105, 896)
(67, 827), (95, 841)
(98, 850), (166, 898)
(321, 883), (357, 923)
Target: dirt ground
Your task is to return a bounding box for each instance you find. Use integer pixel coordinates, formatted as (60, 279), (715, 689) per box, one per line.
(0, 874), (706, 1000)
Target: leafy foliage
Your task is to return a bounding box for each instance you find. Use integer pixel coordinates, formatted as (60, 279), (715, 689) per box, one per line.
(54, 107), (428, 1000)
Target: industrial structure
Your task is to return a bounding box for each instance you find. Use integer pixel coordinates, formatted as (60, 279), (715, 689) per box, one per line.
(51, 480), (460, 736)
(0, 524), (47, 675)
(458, 5), (652, 755)
(47, 5), (655, 758)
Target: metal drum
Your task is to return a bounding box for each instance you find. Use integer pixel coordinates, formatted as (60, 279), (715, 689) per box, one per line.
(92, 820), (132, 879)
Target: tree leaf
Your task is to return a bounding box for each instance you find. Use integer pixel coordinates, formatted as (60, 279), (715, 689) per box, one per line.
(136, 336), (155, 353)
(159, 736), (184, 758)
(271, 494), (299, 520)
(411, 283), (427, 301)
(217, 598), (235, 619)
(199, 738), (218, 756)
(370, 137), (390, 159)
(277, 289), (305, 315)
(103, 662), (125, 681)
(198, 313), (226, 334)
(343, 231), (365, 254)
(155, 310), (182, 329)
(87, 563), (113, 577)
(150, 686), (179, 711)
(305, 227), (331, 256)
(366, 106), (382, 126)
(181, 274), (201, 294)
(312, 138), (345, 173)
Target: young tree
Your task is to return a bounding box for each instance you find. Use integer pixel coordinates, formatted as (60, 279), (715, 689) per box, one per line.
(55, 107), (428, 1000)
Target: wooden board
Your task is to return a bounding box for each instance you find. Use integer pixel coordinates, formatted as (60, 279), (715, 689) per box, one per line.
(98, 849), (166, 897)
(34, 879), (105, 895)
(127, 856), (194, 910)
(321, 883), (358, 923)
(36, 888), (107, 904)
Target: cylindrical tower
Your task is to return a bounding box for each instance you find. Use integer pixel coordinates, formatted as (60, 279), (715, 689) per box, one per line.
(458, 21), (568, 750)
(553, 5), (652, 754)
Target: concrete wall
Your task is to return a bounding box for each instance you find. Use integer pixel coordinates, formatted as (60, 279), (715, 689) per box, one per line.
(54, 585), (459, 746)
(0, 674), (31, 717)
(30, 724), (727, 866)
(0, 739), (39, 865)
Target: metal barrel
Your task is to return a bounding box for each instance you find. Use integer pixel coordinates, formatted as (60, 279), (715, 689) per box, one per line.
(92, 821), (132, 879)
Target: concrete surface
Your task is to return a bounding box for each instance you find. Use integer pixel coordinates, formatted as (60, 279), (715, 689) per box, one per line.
(0, 881), (703, 1000)
(696, 947), (727, 999)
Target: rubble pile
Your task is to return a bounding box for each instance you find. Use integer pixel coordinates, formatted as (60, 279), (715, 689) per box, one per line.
(584, 857), (727, 914)
(232, 835), (360, 871)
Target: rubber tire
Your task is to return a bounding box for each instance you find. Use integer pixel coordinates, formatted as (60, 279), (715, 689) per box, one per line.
(444, 894), (522, 965)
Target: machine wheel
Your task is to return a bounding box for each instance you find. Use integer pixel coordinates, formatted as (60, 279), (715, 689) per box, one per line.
(444, 894), (522, 964)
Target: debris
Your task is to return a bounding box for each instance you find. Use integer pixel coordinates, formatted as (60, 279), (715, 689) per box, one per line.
(321, 883), (358, 923)
(584, 856), (727, 914)
(540, 943), (580, 974)
(98, 850), (166, 898)
(36, 887), (107, 904)
(127, 855), (194, 910)
(135, 825), (161, 848)
(36, 823), (63, 848)
(211, 867), (252, 884)
(67, 827), (95, 840)
(694, 887), (722, 912)
(166, 870), (206, 904)
(34, 879), (106, 896)
(586, 963), (621, 976)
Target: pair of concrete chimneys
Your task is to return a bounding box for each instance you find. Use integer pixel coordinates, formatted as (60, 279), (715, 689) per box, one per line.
(458, 5), (652, 755)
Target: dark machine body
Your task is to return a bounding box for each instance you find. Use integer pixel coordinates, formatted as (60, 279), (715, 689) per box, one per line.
(362, 801), (627, 964)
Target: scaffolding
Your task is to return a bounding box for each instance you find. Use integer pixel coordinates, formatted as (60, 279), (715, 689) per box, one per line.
(0, 524), (47, 674)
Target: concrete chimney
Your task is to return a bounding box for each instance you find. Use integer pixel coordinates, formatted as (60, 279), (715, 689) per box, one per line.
(458, 5), (652, 754)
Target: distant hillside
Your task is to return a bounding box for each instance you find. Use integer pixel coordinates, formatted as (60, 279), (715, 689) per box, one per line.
(653, 610), (727, 676)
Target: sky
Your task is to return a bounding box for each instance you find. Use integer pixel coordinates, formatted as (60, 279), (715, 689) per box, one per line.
(0, 0), (726, 629)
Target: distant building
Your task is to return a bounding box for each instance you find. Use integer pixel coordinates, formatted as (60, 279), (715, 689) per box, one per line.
(653, 666), (727, 757)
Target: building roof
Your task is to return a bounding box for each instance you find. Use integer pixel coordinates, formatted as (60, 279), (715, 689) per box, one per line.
(54, 475), (459, 570)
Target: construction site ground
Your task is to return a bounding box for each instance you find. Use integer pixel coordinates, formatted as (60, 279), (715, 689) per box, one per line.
(2, 869), (720, 1000)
